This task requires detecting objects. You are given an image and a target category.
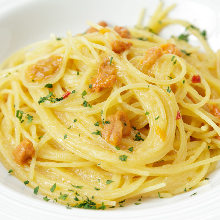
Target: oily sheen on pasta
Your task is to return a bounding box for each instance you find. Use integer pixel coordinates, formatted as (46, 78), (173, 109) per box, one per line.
(1, 3), (220, 209)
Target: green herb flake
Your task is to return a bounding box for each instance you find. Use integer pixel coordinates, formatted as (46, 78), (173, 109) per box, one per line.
(34, 186), (39, 195)
(119, 155), (128, 162)
(8, 169), (13, 174)
(109, 57), (113, 65)
(190, 192), (197, 196)
(56, 37), (62, 41)
(94, 122), (99, 126)
(208, 146), (211, 149)
(24, 180), (29, 185)
(82, 100), (92, 108)
(178, 33), (189, 42)
(155, 116), (160, 120)
(64, 134), (67, 139)
(81, 90), (87, 98)
(50, 183), (56, 192)
(134, 202), (141, 205)
(45, 84), (53, 88)
(184, 188), (187, 192)
(26, 114), (33, 123)
(92, 130), (102, 136)
(128, 147), (133, 152)
(43, 196), (50, 202)
(137, 37), (148, 41)
(168, 76), (173, 79)
(104, 120), (110, 124)
(158, 192), (163, 198)
(134, 132), (144, 141)
(183, 80), (185, 84)
(94, 187), (100, 191)
(98, 202), (106, 210)
(201, 30), (207, 40)
(145, 111), (150, 115)
(58, 192), (68, 200)
(16, 110), (24, 123)
(71, 90), (76, 94)
(89, 84), (93, 89)
(171, 56), (175, 61)
(115, 146), (120, 150)
(74, 196), (79, 201)
(205, 177), (209, 180)
(180, 49), (191, 56)
(71, 184), (83, 189)
(77, 71), (80, 75)
(106, 180), (114, 185)
(73, 197), (99, 209)
(167, 86), (171, 93)
(73, 119), (77, 123)
(132, 126), (137, 130)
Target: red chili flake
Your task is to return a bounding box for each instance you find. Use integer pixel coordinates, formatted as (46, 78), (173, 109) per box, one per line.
(176, 111), (181, 120)
(62, 91), (71, 99)
(191, 75), (201, 83)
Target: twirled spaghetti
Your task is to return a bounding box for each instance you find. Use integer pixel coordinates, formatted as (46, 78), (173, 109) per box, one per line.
(0, 2), (220, 209)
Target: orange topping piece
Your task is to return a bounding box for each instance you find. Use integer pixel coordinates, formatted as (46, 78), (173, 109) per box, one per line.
(92, 58), (117, 92)
(210, 105), (220, 119)
(102, 111), (131, 146)
(140, 43), (182, 72)
(114, 26), (131, 38)
(111, 40), (132, 54)
(26, 55), (62, 82)
(13, 138), (35, 165)
(161, 43), (182, 56)
(87, 21), (108, 33)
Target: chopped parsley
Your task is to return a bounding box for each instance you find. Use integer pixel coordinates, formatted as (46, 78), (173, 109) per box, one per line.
(43, 196), (50, 202)
(71, 184), (83, 189)
(109, 57), (113, 65)
(81, 90), (87, 98)
(208, 146), (211, 149)
(74, 198), (105, 210)
(167, 86), (171, 93)
(200, 30), (207, 40)
(92, 130), (102, 136)
(82, 100), (92, 108)
(56, 37), (62, 40)
(158, 192), (163, 198)
(190, 192), (197, 196)
(134, 202), (141, 205)
(38, 91), (65, 104)
(171, 56), (175, 61)
(106, 180), (114, 184)
(155, 116), (160, 120)
(64, 134), (67, 139)
(168, 76), (173, 79)
(137, 37), (148, 41)
(119, 155), (128, 162)
(26, 114), (33, 123)
(178, 33), (189, 42)
(34, 186), (39, 195)
(94, 187), (100, 191)
(134, 132), (144, 141)
(77, 71), (80, 75)
(73, 119), (77, 123)
(184, 188), (187, 192)
(58, 192), (68, 200)
(104, 120), (110, 124)
(94, 122), (99, 126)
(183, 80), (185, 84)
(115, 146), (120, 150)
(38, 135), (43, 140)
(180, 49), (191, 56)
(128, 147), (133, 152)
(89, 84), (92, 89)
(145, 111), (150, 115)
(45, 83), (53, 88)
(16, 110), (24, 123)
(132, 126), (137, 130)
(205, 177), (209, 180)
(24, 180), (29, 185)
(8, 169), (13, 174)
(50, 183), (56, 192)
(74, 196), (79, 201)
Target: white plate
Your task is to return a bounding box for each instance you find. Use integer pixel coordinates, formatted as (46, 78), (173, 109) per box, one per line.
(0, 0), (220, 219)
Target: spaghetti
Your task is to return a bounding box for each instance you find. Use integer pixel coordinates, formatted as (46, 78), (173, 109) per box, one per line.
(0, 2), (220, 209)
